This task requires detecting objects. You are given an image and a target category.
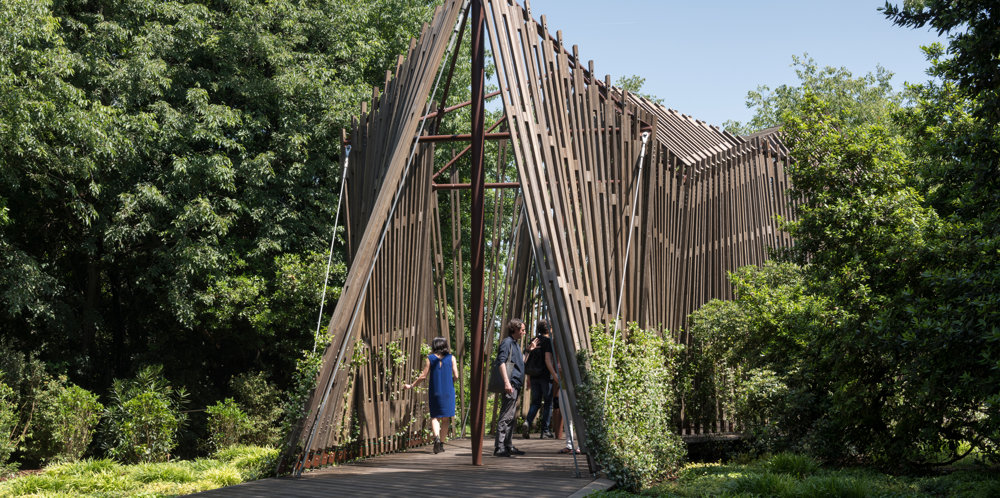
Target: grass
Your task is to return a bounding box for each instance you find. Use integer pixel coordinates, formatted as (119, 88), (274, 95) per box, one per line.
(0, 445), (277, 497)
(597, 452), (1000, 497)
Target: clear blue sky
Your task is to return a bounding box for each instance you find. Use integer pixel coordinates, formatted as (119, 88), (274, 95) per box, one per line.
(509, 0), (945, 127)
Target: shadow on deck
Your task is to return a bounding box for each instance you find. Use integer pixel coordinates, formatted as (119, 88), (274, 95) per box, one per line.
(194, 437), (610, 497)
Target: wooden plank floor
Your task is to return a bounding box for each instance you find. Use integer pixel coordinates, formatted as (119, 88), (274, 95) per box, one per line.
(195, 437), (599, 497)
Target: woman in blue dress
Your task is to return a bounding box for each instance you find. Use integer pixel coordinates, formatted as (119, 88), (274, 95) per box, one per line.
(404, 337), (458, 454)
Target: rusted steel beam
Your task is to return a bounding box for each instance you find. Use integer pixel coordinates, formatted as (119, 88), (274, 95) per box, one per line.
(419, 126), (647, 144)
(432, 181), (520, 190)
(418, 131), (510, 143)
(469, 0), (487, 467)
(422, 90), (503, 120)
(430, 116), (507, 181)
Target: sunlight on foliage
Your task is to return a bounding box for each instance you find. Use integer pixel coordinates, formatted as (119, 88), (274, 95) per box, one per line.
(0, 446), (277, 497)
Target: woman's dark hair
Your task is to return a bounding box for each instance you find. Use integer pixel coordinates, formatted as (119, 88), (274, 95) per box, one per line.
(506, 318), (525, 337)
(431, 337), (450, 356)
(535, 319), (550, 337)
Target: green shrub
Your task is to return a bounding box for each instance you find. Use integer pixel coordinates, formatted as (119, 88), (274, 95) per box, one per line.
(216, 444), (279, 480)
(677, 299), (745, 430)
(914, 469), (1000, 497)
(37, 379), (103, 462)
(765, 452), (820, 477)
(206, 398), (252, 452)
(0, 340), (53, 468)
(733, 368), (787, 434)
(797, 474), (874, 498)
(0, 446), (278, 496)
(104, 365), (187, 463)
(129, 461), (198, 483)
(682, 262), (848, 459)
(726, 472), (796, 496)
(47, 457), (119, 476)
(114, 392), (180, 463)
(0, 382), (18, 477)
(576, 322), (686, 492)
(276, 343), (326, 473)
(229, 371), (284, 446)
(648, 459), (1000, 497)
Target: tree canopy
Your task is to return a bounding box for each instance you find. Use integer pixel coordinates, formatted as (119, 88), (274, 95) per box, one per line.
(722, 54), (903, 136)
(0, 0), (437, 401)
(684, 0), (1000, 467)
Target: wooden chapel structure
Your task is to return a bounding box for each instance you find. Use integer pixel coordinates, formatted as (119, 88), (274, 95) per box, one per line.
(281, 0), (795, 474)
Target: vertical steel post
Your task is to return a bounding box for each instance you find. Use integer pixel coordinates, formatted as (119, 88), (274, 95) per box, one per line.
(468, 0), (487, 466)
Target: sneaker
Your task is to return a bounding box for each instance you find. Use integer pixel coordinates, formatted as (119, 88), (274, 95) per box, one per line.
(541, 430), (555, 439)
(521, 421), (530, 439)
(493, 449), (510, 457)
(507, 446), (526, 455)
(433, 440), (443, 454)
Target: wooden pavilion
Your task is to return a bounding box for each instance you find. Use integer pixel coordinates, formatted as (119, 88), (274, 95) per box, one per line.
(280, 0), (795, 475)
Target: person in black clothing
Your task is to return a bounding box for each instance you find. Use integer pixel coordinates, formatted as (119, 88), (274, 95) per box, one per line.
(494, 318), (526, 457)
(523, 319), (558, 439)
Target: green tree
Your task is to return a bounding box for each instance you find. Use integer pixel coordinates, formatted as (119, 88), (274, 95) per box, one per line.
(683, 262), (847, 457)
(0, 0), (438, 414)
(691, 0), (1000, 463)
(0, 0), (121, 355)
(723, 54), (902, 135)
(758, 91), (942, 464)
(881, 0), (1000, 463)
(615, 74), (664, 105)
(689, 58), (947, 464)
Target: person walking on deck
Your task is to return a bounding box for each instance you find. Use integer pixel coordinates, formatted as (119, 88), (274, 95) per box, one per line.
(405, 337), (458, 454)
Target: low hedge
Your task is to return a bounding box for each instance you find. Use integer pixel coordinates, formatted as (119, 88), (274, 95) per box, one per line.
(602, 453), (1000, 497)
(576, 323), (686, 492)
(0, 445), (277, 497)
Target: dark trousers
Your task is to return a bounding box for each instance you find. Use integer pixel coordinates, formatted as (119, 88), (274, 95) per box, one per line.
(525, 377), (553, 432)
(494, 390), (519, 451)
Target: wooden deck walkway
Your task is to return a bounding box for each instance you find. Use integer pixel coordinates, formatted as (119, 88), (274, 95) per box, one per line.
(195, 437), (610, 497)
